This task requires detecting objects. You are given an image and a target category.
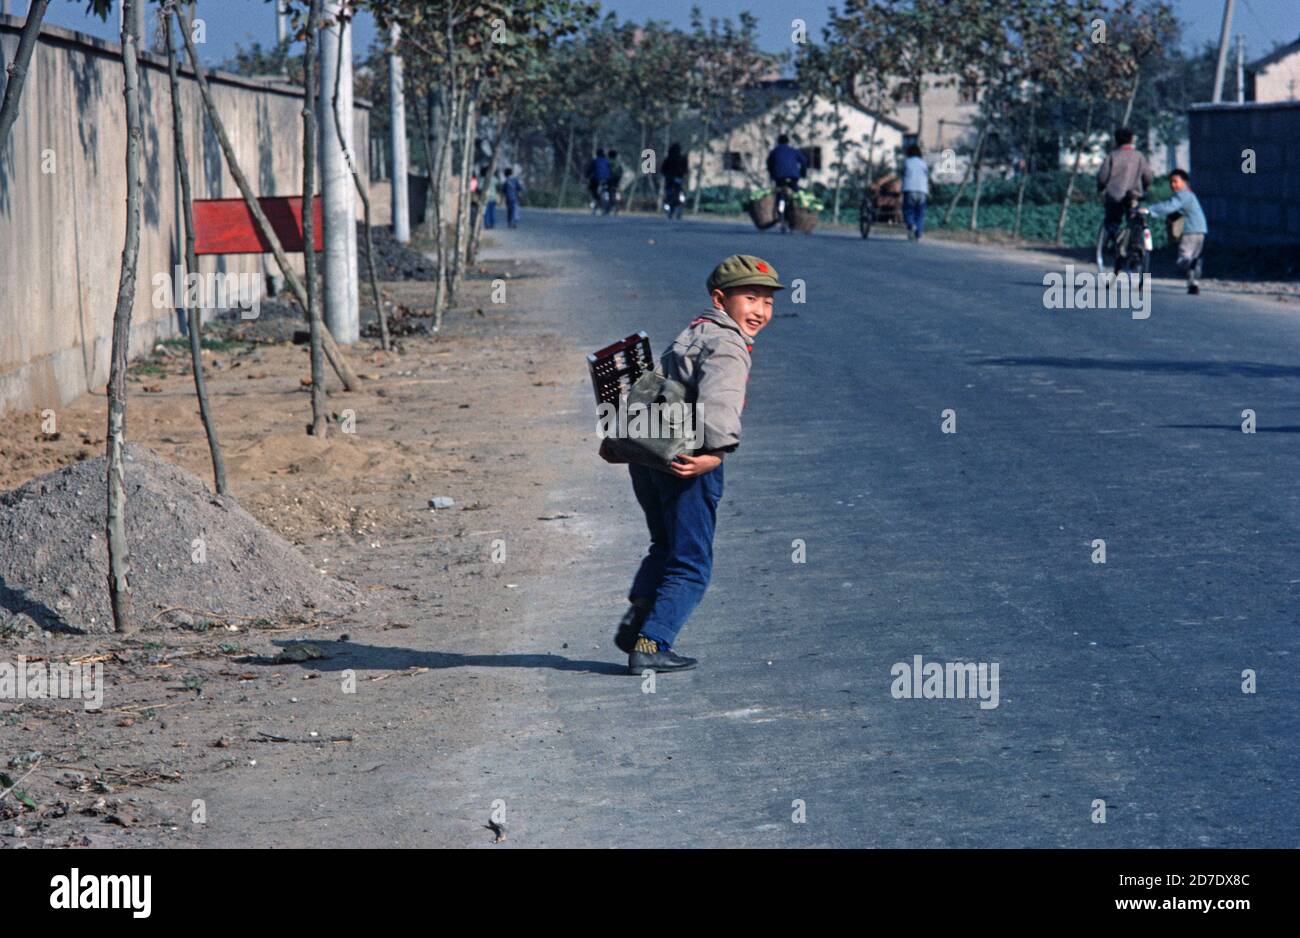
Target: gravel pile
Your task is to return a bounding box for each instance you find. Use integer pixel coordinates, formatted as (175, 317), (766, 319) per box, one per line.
(0, 445), (356, 634)
(361, 223), (439, 281)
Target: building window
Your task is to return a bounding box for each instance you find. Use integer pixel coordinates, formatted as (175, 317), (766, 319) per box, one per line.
(895, 82), (918, 105)
(958, 79), (978, 103)
(800, 146), (822, 171)
(724, 151), (745, 171)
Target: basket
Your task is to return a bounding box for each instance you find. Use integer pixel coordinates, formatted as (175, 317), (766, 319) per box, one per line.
(746, 194), (778, 229)
(790, 206), (819, 234)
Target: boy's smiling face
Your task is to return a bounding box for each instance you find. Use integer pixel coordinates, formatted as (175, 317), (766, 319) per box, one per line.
(712, 285), (776, 338)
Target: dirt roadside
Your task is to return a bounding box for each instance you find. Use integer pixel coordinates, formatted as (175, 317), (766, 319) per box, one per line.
(0, 253), (595, 847)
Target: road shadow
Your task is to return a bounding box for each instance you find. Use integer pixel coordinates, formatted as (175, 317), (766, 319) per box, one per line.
(1159, 423), (1300, 433)
(972, 355), (1300, 379)
(253, 638), (629, 676)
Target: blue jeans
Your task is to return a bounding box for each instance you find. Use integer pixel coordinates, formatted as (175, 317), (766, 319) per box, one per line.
(628, 461), (724, 648)
(505, 198), (519, 227)
(484, 199), (496, 229)
(903, 192), (926, 238)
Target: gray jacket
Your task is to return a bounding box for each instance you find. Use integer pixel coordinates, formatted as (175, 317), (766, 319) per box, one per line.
(1096, 146), (1153, 202)
(659, 308), (753, 453)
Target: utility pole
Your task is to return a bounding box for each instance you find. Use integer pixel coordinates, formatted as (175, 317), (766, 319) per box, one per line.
(1236, 34), (1245, 103)
(388, 22), (410, 243)
(319, 0), (359, 343)
(276, 1), (288, 47)
(1211, 0), (1235, 103)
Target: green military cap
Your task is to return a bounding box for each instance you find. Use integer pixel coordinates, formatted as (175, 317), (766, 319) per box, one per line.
(706, 254), (785, 292)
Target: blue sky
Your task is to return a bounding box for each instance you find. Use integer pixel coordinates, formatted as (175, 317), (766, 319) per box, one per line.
(25, 0), (1300, 68)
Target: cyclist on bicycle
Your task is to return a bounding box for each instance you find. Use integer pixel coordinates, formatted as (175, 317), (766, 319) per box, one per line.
(661, 142), (689, 218)
(766, 133), (808, 194)
(606, 149), (625, 211)
(1096, 127), (1153, 238)
(587, 148), (611, 210)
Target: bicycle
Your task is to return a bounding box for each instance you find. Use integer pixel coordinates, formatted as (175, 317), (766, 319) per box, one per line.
(858, 192), (876, 239)
(662, 177), (685, 220)
(773, 178), (799, 234)
(602, 179), (621, 216)
(1097, 194), (1152, 290)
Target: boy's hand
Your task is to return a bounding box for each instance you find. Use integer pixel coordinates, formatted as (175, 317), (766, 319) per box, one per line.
(669, 453), (722, 478)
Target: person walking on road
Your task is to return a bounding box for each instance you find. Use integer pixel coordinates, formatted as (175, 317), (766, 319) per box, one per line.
(1096, 127), (1153, 238)
(501, 168), (523, 229)
(603, 255), (783, 674)
(1142, 168), (1208, 295)
(901, 144), (929, 241)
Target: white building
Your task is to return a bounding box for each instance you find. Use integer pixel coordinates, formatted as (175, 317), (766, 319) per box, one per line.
(694, 81), (907, 190)
(1247, 35), (1300, 102)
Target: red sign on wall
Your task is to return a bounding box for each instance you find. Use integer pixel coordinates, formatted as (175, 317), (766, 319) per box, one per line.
(192, 197), (324, 255)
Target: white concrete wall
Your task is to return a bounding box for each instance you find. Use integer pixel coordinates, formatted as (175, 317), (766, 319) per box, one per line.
(1254, 52), (1300, 102)
(697, 96), (905, 190)
(0, 16), (369, 417)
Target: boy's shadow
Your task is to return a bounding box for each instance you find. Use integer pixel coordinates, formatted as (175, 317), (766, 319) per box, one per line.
(251, 639), (629, 677)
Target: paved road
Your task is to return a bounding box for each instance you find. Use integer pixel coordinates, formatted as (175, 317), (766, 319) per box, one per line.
(466, 210), (1298, 847)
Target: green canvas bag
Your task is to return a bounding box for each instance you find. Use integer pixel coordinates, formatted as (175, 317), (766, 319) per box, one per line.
(600, 369), (698, 472)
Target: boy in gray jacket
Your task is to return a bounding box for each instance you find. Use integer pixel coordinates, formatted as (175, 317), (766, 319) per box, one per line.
(605, 254), (783, 674)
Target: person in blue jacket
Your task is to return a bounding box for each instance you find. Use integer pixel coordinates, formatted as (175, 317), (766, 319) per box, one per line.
(501, 168), (524, 229)
(765, 134), (808, 190)
(1142, 168), (1208, 295)
(586, 149), (611, 208)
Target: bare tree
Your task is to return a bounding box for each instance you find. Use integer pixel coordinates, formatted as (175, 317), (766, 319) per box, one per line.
(105, 0), (144, 634)
(303, 0), (328, 436)
(176, 4), (359, 392)
(163, 2), (226, 494)
(0, 0), (51, 152)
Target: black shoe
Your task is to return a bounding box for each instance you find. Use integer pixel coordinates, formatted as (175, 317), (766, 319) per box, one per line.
(1188, 283), (1200, 295)
(614, 604), (648, 653)
(628, 646), (698, 674)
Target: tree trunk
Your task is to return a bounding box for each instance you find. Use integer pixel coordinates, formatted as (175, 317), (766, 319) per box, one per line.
(468, 103), (514, 265)
(164, 7), (227, 493)
(177, 6), (358, 391)
(1012, 101), (1037, 238)
(969, 146), (986, 231)
(691, 125), (707, 214)
(1055, 101), (1094, 246)
(0, 0), (51, 153)
(302, 0), (326, 437)
(415, 86), (436, 239)
(556, 123), (574, 208)
(331, 26), (389, 350)
(447, 77), (477, 308)
(943, 119), (988, 226)
(106, 0), (143, 635)
(1122, 67), (1140, 126)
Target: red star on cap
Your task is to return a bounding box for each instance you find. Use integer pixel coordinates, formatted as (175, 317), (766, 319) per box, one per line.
(756, 262), (768, 271)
